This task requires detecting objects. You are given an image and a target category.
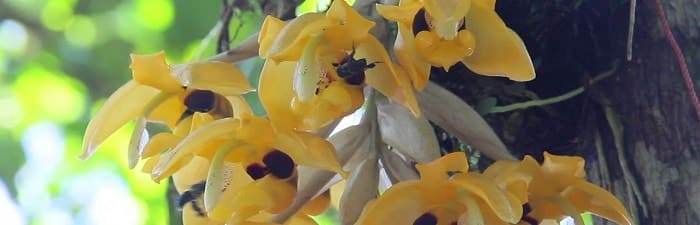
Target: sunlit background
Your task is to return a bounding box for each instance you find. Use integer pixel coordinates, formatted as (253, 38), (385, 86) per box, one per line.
(0, 0), (341, 224)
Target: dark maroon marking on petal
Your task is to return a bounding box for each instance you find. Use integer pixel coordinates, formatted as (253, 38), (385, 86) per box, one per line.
(413, 213), (438, 225)
(523, 203), (533, 215)
(246, 163), (268, 180)
(176, 180), (207, 217)
(412, 8), (429, 36)
(520, 203), (538, 225)
(184, 89), (216, 112)
(449, 221), (458, 225)
(263, 150), (295, 179)
(522, 216), (539, 225)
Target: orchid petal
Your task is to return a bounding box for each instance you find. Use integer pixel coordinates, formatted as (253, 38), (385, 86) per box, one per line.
(451, 173), (522, 223)
(564, 180), (635, 225)
(272, 131), (345, 176)
(258, 60), (301, 132)
(462, 4), (535, 81)
(353, 181), (433, 225)
(148, 94), (186, 128)
(152, 149), (195, 182)
(177, 62), (254, 96)
(231, 177), (296, 214)
(127, 117), (148, 169)
(393, 23), (431, 90)
(204, 140), (241, 212)
(415, 152), (469, 181)
(152, 119), (238, 179)
(235, 113), (276, 147)
(207, 163), (254, 221)
(267, 13), (331, 62)
(259, 16), (286, 57)
(422, 0), (470, 40)
(483, 156), (539, 203)
(172, 156), (209, 192)
(130, 51), (183, 92)
(308, 82), (364, 131)
(144, 133), (178, 164)
(415, 30), (475, 69)
(294, 34), (324, 102)
(80, 81), (158, 159)
(375, 3), (422, 26)
(226, 96), (253, 119)
(324, 0), (375, 51)
(541, 152), (586, 179)
(358, 35), (420, 116)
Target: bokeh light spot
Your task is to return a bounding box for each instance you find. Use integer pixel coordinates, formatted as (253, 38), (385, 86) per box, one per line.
(296, 0), (356, 15)
(0, 20), (29, 54)
(41, 0), (76, 31)
(64, 16), (97, 48)
(136, 0), (174, 31)
(0, 180), (25, 225)
(21, 123), (65, 172)
(0, 91), (24, 128)
(37, 208), (73, 225)
(87, 186), (143, 225)
(12, 66), (87, 124)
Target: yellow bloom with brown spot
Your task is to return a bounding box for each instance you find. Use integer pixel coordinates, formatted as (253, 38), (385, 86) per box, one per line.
(169, 156), (327, 225)
(354, 152), (523, 225)
(519, 152), (635, 225)
(146, 112), (343, 221)
(258, 0), (419, 132)
(80, 51), (253, 169)
(377, 0), (536, 90)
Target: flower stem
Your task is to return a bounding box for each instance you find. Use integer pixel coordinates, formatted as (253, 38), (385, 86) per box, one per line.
(488, 62), (618, 114)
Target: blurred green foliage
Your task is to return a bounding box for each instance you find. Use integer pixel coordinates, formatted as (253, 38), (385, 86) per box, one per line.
(0, 0), (266, 224)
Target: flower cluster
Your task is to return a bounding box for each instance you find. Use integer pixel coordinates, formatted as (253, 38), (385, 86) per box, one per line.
(80, 1), (632, 225)
(355, 152), (633, 225)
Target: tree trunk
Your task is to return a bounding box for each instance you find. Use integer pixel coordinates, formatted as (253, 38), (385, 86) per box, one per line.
(583, 0), (700, 224)
(432, 0), (700, 224)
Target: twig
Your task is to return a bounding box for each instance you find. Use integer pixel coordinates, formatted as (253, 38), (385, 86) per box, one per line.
(230, 11), (245, 43)
(217, 0), (236, 53)
(487, 62), (619, 114)
(654, 0), (700, 123)
(192, 22), (223, 61)
(594, 129), (611, 189)
(206, 32), (260, 63)
(602, 104), (647, 218)
(626, 0), (636, 61)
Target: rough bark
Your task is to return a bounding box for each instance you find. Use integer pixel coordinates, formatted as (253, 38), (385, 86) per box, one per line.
(582, 0), (700, 224)
(432, 0), (700, 225)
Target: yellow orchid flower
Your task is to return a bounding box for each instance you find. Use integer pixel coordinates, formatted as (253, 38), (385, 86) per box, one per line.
(80, 51), (253, 169)
(228, 209), (320, 225)
(258, 0), (419, 132)
(521, 152), (634, 225)
(377, 0), (536, 90)
(168, 156), (327, 225)
(483, 155), (540, 205)
(142, 112), (343, 220)
(149, 113), (344, 181)
(354, 152), (523, 225)
(140, 95), (254, 179)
